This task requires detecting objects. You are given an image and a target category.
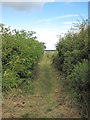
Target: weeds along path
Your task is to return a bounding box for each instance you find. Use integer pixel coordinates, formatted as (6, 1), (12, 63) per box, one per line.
(2, 52), (81, 118)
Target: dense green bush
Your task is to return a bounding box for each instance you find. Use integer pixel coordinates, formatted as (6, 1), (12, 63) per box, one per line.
(53, 20), (88, 117)
(67, 59), (88, 116)
(1, 24), (44, 92)
(55, 21), (88, 75)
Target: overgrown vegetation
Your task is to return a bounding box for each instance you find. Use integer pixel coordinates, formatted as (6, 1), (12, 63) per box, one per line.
(1, 24), (44, 93)
(3, 52), (81, 118)
(53, 20), (88, 117)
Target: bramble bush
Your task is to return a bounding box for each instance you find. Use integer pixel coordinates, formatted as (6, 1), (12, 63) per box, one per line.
(1, 24), (44, 92)
(53, 20), (88, 117)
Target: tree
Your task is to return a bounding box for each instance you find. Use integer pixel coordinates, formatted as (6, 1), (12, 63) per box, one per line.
(40, 42), (46, 49)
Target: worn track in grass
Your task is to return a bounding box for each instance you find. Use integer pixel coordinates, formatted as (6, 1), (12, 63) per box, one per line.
(2, 52), (81, 118)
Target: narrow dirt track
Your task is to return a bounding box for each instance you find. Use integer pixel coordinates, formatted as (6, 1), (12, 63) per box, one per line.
(2, 52), (81, 118)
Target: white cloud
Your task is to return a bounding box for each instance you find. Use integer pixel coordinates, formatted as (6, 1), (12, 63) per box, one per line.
(37, 14), (85, 23)
(36, 30), (59, 50)
(2, 0), (55, 11)
(2, 2), (44, 11)
(30, 27), (70, 50)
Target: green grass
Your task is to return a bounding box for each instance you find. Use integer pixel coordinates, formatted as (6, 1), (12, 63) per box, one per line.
(22, 112), (38, 118)
(37, 52), (58, 95)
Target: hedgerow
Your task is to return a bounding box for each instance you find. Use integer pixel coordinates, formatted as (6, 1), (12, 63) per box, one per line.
(53, 20), (88, 117)
(67, 59), (88, 117)
(1, 24), (44, 92)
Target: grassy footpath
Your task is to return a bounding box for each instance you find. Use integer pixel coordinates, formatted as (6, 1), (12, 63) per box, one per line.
(2, 52), (81, 118)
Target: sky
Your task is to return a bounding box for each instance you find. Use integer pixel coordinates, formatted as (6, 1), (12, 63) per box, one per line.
(1, 1), (88, 50)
